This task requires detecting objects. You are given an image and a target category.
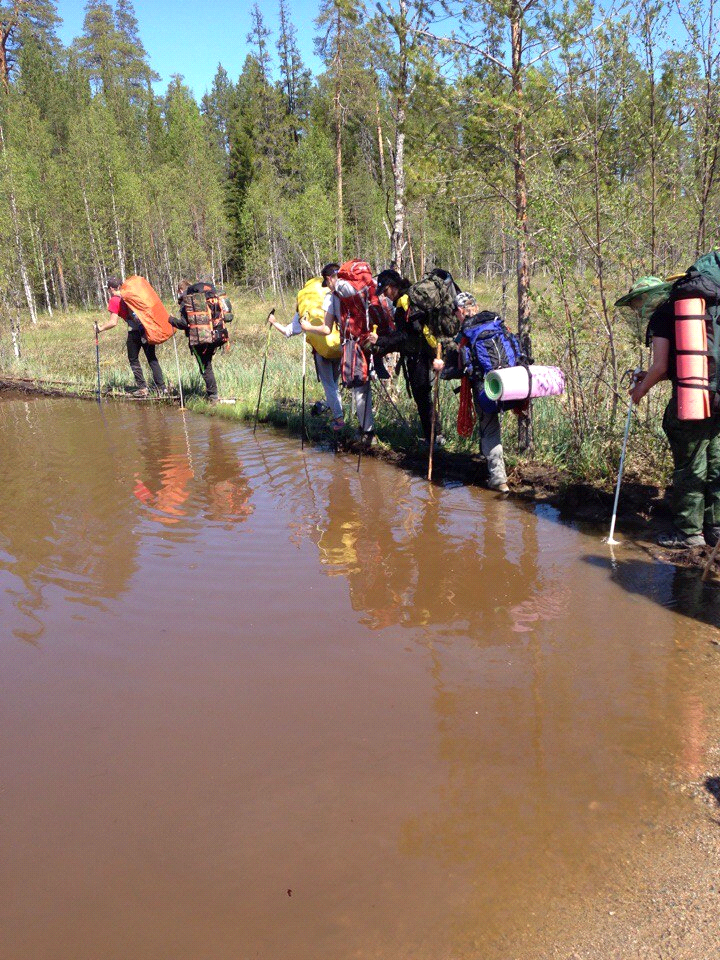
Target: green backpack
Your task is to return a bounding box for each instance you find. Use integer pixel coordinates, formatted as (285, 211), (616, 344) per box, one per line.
(407, 269), (462, 339)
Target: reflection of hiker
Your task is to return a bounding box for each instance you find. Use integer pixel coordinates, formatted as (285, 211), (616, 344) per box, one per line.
(630, 286), (720, 549)
(268, 276), (345, 431)
(97, 276), (166, 397)
(451, 293), (509, 493)
(170, 279), (231, 404)
(375, 269), (446, 444)
(204, 423), (254, 525)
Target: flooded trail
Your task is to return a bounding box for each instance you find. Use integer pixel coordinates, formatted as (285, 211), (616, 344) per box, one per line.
(1, 394), (719, 960)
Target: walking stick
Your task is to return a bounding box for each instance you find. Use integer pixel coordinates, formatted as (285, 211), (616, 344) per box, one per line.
(172, 334), (184, 410)
(254, 309), (275, 435)
(428, 343), (442, 482)
(93, 322), (102, 403)
(607, 369), (640, 545)
(301, 331), (307, 450)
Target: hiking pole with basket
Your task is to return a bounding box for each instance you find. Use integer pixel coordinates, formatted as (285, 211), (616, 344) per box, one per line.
(606, 368), (640, 545)
(428, 343), (442, 481)
(254, 309), (275, 435)
(301, 330), (307, 450)
(172, 334), (185, 409)
(93, 322), (102, 402)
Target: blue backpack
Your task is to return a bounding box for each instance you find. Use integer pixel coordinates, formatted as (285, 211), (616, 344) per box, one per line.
(459, 311), (528, 381)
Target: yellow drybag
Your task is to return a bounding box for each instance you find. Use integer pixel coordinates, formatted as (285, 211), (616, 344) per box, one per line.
(297, 277), (341, 360)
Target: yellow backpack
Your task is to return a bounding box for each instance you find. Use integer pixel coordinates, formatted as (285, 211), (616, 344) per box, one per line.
(297, 277), (341, 360)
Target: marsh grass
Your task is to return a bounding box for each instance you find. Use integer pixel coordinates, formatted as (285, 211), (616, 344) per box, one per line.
(0, 285), (672, 488)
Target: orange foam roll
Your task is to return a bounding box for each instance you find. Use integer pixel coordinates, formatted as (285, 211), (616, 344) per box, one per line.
(675, 297), (710, 420)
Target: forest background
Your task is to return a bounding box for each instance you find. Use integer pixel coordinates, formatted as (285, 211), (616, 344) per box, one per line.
(2, 0), (720, 480)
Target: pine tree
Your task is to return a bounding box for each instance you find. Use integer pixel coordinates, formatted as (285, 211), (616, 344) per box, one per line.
(0, 0), (60, 91)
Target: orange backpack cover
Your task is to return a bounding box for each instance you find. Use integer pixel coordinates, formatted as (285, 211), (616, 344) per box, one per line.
(119, 276), (175, 345)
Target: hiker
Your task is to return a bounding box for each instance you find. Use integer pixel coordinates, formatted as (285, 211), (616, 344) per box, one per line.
(450, 292), (510, 493)
(317, 262), (376, 443)
(268, 276), (345, 431)
(97, 276), (166, 397)
(630, 285), (720, 549)
(170, 279), (231, 403)
(375, 268), (446, 444)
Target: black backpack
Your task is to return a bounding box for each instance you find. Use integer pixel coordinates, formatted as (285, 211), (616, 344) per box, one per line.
(407, 269), (462, 339)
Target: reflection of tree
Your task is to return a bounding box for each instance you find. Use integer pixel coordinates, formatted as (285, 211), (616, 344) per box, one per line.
(0, 398), (139, 642)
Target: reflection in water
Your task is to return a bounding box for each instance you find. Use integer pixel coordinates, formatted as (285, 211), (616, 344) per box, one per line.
(1, 394), (718, 960)
(0, 398), (253, 641)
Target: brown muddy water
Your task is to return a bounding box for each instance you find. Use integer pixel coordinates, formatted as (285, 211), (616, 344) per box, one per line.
(1, 393), (719, 960)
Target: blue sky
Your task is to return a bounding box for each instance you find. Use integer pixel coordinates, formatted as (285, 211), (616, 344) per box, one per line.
(57, 0), (325, 98)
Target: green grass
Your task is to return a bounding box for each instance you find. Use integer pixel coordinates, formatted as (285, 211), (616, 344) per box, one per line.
(0, 285), (673, 489)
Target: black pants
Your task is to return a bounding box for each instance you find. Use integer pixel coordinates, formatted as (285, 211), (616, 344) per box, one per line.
(127, 329), (165, 390)
(192, 344), (218, 398)
(404, 352), (436, 441)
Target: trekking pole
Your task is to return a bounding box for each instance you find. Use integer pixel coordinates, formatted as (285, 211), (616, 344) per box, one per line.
(375, 376), (414, 433)
(254, 309), (275, 435)
(93, 322), (102, 403)
(301, 331), (307, 450)
(428, 343), (442, 482)
(172, 334), (185, 410)
(606, 368), (640, 545)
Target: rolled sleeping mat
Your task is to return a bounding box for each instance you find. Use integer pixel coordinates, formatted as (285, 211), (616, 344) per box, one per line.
(675, 297), (711, 420)
(484, 365), (566, 403)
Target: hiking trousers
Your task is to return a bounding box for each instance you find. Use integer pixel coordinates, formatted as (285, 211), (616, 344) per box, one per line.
(314, 353), (343, 421)
(192, 344), (218, 399)
(404, 352), (436, 442)
(474, 403), (507, 488)
(662, 394), (720, 535)
(353, 381), (374, 434)
(127, 330), (165, 391)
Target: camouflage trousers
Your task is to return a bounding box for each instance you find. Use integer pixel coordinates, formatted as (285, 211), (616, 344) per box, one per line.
(662, 395), (720, 535)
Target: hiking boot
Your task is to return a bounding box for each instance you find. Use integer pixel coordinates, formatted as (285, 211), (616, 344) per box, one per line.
(132, 387), (149, 398)
(207, 396), (220, 405)
(331, 417), (345, 432)
(360, 430), (376, 448)
(311, 400), (329, 417)
(657, 530), (705, 549)
(489, 481), (510, 494)
(704, 526), (720, 548)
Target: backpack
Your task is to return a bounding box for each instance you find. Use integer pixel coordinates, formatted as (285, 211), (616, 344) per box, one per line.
(341, 339), (369, 387)
(459, 311), (528, 382)
(118, 276), (175, 345)
(297, 277), (341, 360)
(667, 251), (720, 406)
(336, 260), (380, 342)
(407, 269), (462, 340)
(183, 281), (232, 348)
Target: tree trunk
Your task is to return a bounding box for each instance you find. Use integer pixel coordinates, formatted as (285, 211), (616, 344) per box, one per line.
(511, 2), (532, 450)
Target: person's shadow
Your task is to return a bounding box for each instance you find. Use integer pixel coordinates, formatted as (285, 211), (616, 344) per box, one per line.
(584, 553), (720, 630)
